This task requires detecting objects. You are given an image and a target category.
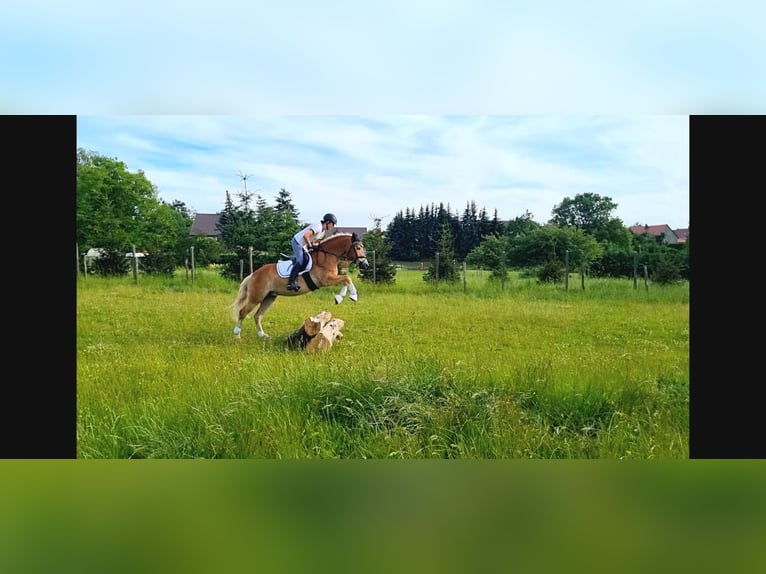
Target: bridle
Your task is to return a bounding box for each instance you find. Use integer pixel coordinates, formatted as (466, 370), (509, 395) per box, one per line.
(312, 240), (366, 263)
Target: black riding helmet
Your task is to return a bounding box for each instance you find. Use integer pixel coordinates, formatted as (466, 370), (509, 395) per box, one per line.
(322, 213), (337, 224)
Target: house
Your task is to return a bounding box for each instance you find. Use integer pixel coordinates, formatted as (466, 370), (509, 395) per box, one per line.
(629, 224), (681, 245)
(333, 226), (367, 240)
(189, 212), (367, 241)
(189, 213), (222, 239)
(674, 228), (689, 244)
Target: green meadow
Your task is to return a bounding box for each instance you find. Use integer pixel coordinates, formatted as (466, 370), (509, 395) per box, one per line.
(76, 267), (689, 459)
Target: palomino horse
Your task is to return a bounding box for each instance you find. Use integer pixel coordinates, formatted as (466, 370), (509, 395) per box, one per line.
(230, 232), (370, 339)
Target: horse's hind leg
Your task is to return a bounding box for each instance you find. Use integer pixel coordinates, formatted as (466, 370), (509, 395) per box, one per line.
(254, 294), (278, 338)
(234, 300), (258, 338)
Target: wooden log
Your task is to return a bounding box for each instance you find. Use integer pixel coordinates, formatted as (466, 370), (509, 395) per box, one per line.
(305, 310), (332, 337)
(306, 319), (345, 352)
(286, 311), (342, 350)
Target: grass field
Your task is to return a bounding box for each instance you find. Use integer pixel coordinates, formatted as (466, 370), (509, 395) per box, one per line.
(76, 267), (689, 458)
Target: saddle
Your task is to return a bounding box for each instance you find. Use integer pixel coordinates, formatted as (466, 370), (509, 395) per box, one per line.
(276, 253), (314, 278)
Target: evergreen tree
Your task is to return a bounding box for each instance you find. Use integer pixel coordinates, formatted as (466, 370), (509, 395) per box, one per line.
(358, 217), (397, 284)
(217, 190), (240, 251)
(423, 222), (459, 283)
(480, 207), (503, 240)
(265, 188), (302, 263)
(458, 200), (480, 261)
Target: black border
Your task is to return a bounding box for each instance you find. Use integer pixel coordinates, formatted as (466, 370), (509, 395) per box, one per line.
(689, 115), (765, 459)
(1, 115), (77, 458)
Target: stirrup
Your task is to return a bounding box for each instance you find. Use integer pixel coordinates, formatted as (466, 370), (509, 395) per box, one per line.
(287, 282), (300, 291)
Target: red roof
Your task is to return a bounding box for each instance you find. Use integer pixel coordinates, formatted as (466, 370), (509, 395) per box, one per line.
(629, 224), (671, 236)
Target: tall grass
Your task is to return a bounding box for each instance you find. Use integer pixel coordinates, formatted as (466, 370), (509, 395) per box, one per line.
(77, 268), (689, 458)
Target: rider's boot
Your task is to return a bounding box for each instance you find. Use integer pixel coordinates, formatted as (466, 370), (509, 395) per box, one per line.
(286, 259), (301, 291)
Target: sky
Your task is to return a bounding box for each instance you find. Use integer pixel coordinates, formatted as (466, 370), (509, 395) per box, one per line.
(5, 0), (764, 230)
(76, 115), (690, 230)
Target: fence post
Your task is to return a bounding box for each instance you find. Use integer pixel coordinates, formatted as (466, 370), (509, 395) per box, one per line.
(633, 252), (638, 289)
(76, 242), (80, 275)
(131, 245), (138, 283)
(463, 261), (467, 293)
(565, 250), (569, 291)
(190, 246), (195, 282)
(249, 246), (253, 275)
(372, 250), (376, 285)
(644, 264), (649, 291)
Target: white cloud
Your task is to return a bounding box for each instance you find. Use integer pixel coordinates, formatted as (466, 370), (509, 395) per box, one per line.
(77, 114), (690, 230)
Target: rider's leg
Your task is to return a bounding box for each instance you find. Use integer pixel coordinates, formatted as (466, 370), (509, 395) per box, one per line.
(287, 241), (305, 291)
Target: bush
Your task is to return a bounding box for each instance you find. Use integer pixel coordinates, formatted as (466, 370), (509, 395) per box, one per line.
(90, 248), (129, 277)
(536, 259), (565, 283)
(142, 252), (177, 277)
(653, 255), (683, 285)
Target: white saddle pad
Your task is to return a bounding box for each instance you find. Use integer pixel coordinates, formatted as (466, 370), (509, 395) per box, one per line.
(276, 255), (314, 278)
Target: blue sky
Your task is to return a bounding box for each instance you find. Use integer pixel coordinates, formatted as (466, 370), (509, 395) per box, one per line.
(6, 0), (764, 229)
(76, 115), (690, 230)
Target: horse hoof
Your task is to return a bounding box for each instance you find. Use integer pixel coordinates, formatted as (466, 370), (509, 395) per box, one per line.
(233, 326), (241, 335)
(349, 294), (358, 302)
(258, 332), (270, 339)
(334, 295), (343, 304)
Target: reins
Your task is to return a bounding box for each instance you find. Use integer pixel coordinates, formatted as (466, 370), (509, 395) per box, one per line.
(311, 244), (344, 261)
(311, 238), (358, 262)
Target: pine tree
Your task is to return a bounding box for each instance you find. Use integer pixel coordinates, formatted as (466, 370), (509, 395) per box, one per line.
(358, 217), (396, 284)
(423, 223), (459, 283)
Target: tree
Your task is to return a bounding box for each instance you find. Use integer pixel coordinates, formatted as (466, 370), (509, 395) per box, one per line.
(466, 234), (512, 288)
(216, 186), (304, 280)
(484, 208), (505, 237)
(358, 217), (396, 284)
(77, 148), (178, 276)
(423, 223), (459, 283)
(457, 200), (481, 261)
(507, 224), (603, 274)
(386, 208), (419, 261)
(266, 188), (302, 262)
(549, 192), (618, 235)
(190, 236), (222, 267)
(505, 210), (540, 239)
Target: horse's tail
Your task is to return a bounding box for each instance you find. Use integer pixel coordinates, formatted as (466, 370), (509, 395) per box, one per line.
(230, 275), (249, 321)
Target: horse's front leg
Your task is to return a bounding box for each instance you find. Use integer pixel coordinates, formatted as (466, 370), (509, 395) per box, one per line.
(334, 276), (358, 304)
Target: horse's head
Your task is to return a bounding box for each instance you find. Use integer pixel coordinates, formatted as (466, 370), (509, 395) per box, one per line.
(349, 232), (370, 269)
(315, 232), (370, 269)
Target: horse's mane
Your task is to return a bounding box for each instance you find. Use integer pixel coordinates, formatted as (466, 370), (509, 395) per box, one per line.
(319, 232), (355, 244)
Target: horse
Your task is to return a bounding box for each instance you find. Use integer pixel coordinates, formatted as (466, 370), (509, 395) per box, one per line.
(230, 232), (370, 339)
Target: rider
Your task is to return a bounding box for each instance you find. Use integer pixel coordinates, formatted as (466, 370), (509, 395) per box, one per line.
(286, 213), (338, 291)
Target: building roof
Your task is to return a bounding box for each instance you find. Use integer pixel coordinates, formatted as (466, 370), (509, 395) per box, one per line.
(674, 228), (689, 242)
(334, 226), (367, 239)
(189, 213), (222, 237)
(629, 224), (680, 243)
(189, 213), (367, 240)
